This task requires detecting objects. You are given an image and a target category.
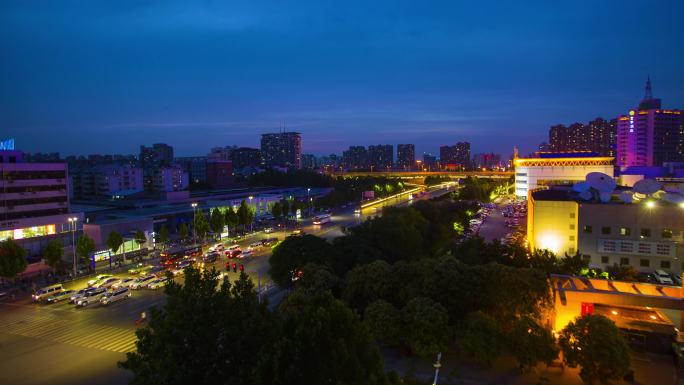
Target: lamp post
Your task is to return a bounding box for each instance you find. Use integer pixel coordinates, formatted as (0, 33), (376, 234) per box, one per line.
(68, 217), (78, 278)
(191, 202), (198, 245)
(307, 188), (311, 217)
(248, 196), (254, 232)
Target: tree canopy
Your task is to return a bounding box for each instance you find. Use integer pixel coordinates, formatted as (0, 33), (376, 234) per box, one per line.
(43, 239), (64, 273)
(106, 231), (124, 255)
(268, 234), (336, 288)
(0, 239), (28, 280)
(76, 235), (95, 265)
(210, 207), (225, 235)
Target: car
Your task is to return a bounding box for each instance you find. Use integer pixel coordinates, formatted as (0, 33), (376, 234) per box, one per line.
(96, 277), (121, 289)
(147, 278), (170, 290)
(45, 289), (76, 304)
(75, 287), (107, 307)
(148, 266), (166, 276)
(671, 274), (682, 286)
(264, 227), (274, 233)
(100, 287), (131, 305)
(88, 274), (113, 287)
(249, 241), (263, 249)
(128, 264), (153, 275)
(292, 229), (303, 235)
(32, 284), (64, 302)
(654, 270), (674, 285)
(131, 274), (156, 290)
(112, 277), (136, 289)
(70, 288), (97, 303)
(237, 249), (253, 259)
(262, 237), (279, 246)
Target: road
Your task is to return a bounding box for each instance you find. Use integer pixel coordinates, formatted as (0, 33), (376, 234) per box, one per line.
(0, 185), (454, 385)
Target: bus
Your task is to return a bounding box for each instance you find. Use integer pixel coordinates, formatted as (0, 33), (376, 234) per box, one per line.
(313, 213), (332, 225)
(160, 246), (201, 267)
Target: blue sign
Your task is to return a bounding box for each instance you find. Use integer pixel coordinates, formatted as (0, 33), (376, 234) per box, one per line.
(0, 138), (15, 150)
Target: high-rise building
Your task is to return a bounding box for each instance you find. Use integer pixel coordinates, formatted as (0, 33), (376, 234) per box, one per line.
(260, 132), (302, 169)
(549, 119), (616, 157)
(616, 78), (683, 167)
(367, 145), (393, 169)
(154, 166), (189, 192)
(206, 160), (234, 189)
(301, 154), (317, 169)
(71, 164), (144, 199)
(472, 153), (502, 170)
(208, 146), (237, 162)
(342, 146), (367, 170)
(396, 144), (415, 169)
(231, 147), (263, 169)
(439, 142), (470, 170)
(140, 143), (175, 192)
(422, 153), (437, 171)
(175, 156), (208, 185)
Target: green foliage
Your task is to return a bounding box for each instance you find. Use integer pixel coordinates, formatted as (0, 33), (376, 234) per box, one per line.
(402, 297), (450, 359)
(363, 299), (401, 346)
(268, 234), (336, 288)
(271, 201), (282, 219)
(193, 210), (210, 240)
(506, 316), (559, 371)
(43, 239), (64, 273)
(342, 260), (394, 312)
(280, 199), (290, 218)
(297, 263), (340, 295)
(559, 315), (631, 384)
(224, 207), (239, 230)
(248, 168), (331, 188)
(424, 175), (451, 186)
(119, 268), (276, 385)
(106, 231), (124, 254)
(455, 177), (506, 202)
(76, 235), (95, 264)
(135, 230), (147, 247)
(317, 176), (408, 208)
(178, 223), (189, 240)
(158, 225), (169, 245)
(606, 263), (639, 281)
(256, 292), (389, 385)
(0, 238), (28, 279)
(455, 311), (500, 367)
(210, 207), (225, 235)
(237, 200), (254, 228)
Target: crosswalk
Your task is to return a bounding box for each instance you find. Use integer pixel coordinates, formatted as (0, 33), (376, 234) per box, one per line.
(0, 310), (138, 353)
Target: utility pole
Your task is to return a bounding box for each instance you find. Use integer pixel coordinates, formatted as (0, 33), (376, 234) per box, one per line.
(191, 202), (198, 245)
(432, 352), (442, 385)
(68, 217), (78, 277)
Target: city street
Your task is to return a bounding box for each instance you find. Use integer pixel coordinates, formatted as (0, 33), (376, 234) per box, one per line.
(0, 186), (453, 385)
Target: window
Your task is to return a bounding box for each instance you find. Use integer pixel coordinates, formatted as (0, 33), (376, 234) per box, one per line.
(662, 229), (673, 238)
(569, 248), (575, 254)
(601, 227), (611, 235)
(601, 256), (609, 264)
(620, 257), (629, 266)
(569, 224), (575, 230)
(583, 225), (592, 234)
(620, 227), (631, 236)
(661, 260), (671, 269)
(640, 228), (651, 238)
(569, 213), (575, 219)
(582, 255), (591, 262)
(569, 236), (575, 241)
(639, 259), (650, 267)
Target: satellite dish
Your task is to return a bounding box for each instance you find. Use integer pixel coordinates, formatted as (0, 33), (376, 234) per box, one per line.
(599, 191), (612, 203)
(572, 181), (590, 192)
(653, 190), (666, 199)
(579, 191), (592, 201)
(618, 191), (633, 203)
(633, 179), (661, 195)
(586, 172), (616, 192)
(662, 193), (684, 204)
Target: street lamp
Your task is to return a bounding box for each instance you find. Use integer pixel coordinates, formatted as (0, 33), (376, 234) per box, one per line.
(68, 217), (78, 278)
(248, 196), (254, 232)
(191, 202), (198, 245)
(307, 188), (311, 217)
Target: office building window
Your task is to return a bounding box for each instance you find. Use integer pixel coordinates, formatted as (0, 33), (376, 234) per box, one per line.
(620, 227), (631, 236)
(569, 224), (575, 230)
(620, 257), (629, 266)
(601, 227), (611, 235)
(582, 255), (591, 262)
(662, 229), (673, 238)
(661, 260), (671, 269)
(601, 256), (609, 264)
(583, 225), (592, 233)
(569, 248), (575, 254)
(569, 236), (575, 241)
(569, 213), (575, 219)
(639, 259), (650, 267)
(640, 228), (651, 238)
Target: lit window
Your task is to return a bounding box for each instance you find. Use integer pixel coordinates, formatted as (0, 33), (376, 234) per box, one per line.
(662, 229), (673, 239)
(620, 227), (631, 236)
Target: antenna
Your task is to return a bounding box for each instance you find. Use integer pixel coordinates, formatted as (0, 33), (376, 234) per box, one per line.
(644, 75), (653, 100)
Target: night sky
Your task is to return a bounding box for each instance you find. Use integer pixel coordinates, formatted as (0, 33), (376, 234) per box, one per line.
(2, 1), (683, 158)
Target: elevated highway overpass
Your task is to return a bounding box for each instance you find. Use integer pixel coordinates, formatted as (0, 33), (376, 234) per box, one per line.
(325, 170), (513, 179)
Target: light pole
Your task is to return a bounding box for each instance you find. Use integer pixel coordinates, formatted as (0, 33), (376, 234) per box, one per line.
(68, 217), (78, 277)
(432, 352), (442, 385)
(191, 202), (198, 245)
(307, 188), (311, 217)
(248, 196), (254, 232)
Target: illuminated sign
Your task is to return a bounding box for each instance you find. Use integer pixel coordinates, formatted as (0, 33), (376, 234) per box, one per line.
(0, 138), (15, 150)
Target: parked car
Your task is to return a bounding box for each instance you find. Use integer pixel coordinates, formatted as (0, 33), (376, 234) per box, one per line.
(88, 274), (113, 287)
(96, 277), (121, 289)
(147, 278), (170, 290)
(262, 237), (279, 246)
(654, 270), (674, 285)
(75, 287), (107, 307)
(264, 227), (274, 233)
(100, 287), (131, 305)
(45, 289), (76, 304)
(128, 264), (153, 275)
(131, 275), (156, 290)
(237, 249), (253, 259)
(203, 252), (219, 264)
(32, 284), (64, 302)
(249, 241), (263, 249)
(112, 278), (136, 290)
(70, 288), (97, 303)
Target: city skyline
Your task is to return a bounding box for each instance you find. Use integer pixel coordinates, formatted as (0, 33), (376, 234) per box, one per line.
(2, 1), (683, 157)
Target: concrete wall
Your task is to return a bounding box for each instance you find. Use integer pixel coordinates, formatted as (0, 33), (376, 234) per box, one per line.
(528, 199), (578, 255)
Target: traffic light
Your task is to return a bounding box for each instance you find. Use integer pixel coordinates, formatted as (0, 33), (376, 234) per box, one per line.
(239, 264), (244, 272)
(232, 263), (237, 273)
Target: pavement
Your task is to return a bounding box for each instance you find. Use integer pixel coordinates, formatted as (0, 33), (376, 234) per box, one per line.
(0, 186), (454, 385)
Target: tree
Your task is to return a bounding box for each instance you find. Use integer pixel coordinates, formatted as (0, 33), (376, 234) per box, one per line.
(76, 235), (95, 266)
(106, 231), (124, 256)
(135, 230), (147, 248)
(119, 268), (276, 385)
(271, 202), (282, 220)
(506, 316), (558, 371)
(0, 239), (28, 281)
(289, 200), (299, 217)
(237, 200), (251, 230)
(280, 199), (290, 219)
(268, 234), (336, 288)
(402, 297), (450, 359)
(256, 292), (388, 385)
(224, 207), (239, 234)
(178, 223), (189, 240)
(193, 210), (210, 241)
(606, 263), (639, 281)
(559, 315), (631, 384)
(298, 263), (340, 295)
(210, 207), (225, 236)
(342, 260), (394, 312)
(364, 299), (401, 346)
(455, 311), (501, 367)
(158, 225), (169, 249)
(43, 239), (64, 273)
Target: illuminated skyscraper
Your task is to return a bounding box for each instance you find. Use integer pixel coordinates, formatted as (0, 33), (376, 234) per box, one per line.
(396, 144), (415, 169)
(260, 132), (302, 169)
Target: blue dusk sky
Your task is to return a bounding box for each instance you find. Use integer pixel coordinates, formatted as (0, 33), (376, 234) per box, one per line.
(1, 0), (683, 158)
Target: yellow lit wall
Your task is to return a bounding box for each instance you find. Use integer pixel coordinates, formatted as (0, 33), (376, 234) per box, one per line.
(528, 197), (578, 256)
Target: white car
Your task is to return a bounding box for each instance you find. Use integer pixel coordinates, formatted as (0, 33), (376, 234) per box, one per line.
(76, 288), (107, 307)
(96, 277), (120, 289)
(88, 274), (113, 287)
(131, 275), (156, 290)
(654, 270), (674, 285)
(264, 227), (274, 233)
(70, 288), (97, 303)
(147, 278), (170, 290)
(100, 287), (131, 305)
(112, 278), (136, 289)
